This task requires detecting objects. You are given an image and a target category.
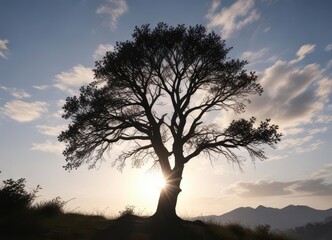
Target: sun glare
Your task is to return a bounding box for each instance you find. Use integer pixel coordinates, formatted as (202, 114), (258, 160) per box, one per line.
(139, 173), (166, 197)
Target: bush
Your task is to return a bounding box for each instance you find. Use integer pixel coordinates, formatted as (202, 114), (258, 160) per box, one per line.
(118, 204), (136, 217)
(0, 178), (40, 214)
(32, 196), (66, 216)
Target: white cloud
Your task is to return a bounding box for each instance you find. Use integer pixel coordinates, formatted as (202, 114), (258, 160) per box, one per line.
(278, 136), (313, 150)
(296, 44), (316, 59)
(311, 163), (332, 179)
(0, 86), (31, 99)
(31, 140), (65, 154)
(51, 99), (66, 119)
(52, 109), (64, 119)
(93, 43), (114, 60)
(0, 39), (9, 59)
(296, 140), (324, 153)
(96, 0), (128, 30)
(11, 89), (31, 99)
(247, 61), (326, 128)
(206, 0), (260, 39)
(289, 44), (315, 64)
(54, 65), (94, 95)
(1, 100), (48, 122)
(316, 78), (332, 101)
(50, 100), (67, 119)
(283, 127), (305, 136)
(56, 99), (66, 107)
(326, 59), (332, 69)
(325, 43), (332, 52)
(33, 85), (49, 90)
(316, 115), (332, 124)
(264, 26), (271, 32)
(241, 48), (268, 62)
(308, 127), (327, 135)
(278, 127), (326, 152)
(36, 124), (67, 136)
(267, 154), (288, 161)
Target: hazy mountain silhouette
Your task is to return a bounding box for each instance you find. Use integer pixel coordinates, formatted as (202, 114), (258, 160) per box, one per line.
(196, 205), (332, 230)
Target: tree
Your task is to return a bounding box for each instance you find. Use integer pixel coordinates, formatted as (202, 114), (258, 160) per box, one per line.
(59, 23), (281, 222)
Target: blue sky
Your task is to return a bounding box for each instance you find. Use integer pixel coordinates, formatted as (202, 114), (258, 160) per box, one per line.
(1, 0), (332, 216)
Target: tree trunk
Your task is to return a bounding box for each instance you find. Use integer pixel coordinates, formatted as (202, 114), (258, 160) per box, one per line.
(153, 167), (183, 222)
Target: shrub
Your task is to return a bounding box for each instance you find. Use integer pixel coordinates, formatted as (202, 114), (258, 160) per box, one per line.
(0, 178), (40, 214)
(118, 204), (136, 217)
(32, 196), (66, 216)
(255, 224), (271, 235)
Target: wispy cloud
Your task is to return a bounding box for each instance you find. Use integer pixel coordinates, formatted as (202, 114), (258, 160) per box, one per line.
(0, 86), (31, 99)
(283, 127), (305, 136)
(54, 65), (94, 95)
(36, 124), (67, 136)
(278, 136), (313, 150)
(31, 140), (64, 154)
(311, 163), (332, 178)
(1, 100), (48, 122)
(51, 99), (66, 119)
(325, 43), (332, 52)
(96, 0), (128, 30)
(0, 39), (9, 59)
(289, 44), (315, 64)
(277, 127), (327, 153)
(33, 85), (49, 90)
(326, 60), (332, 69)
(11, 89), (31, 99)
(263, 26), (271, 32)
(316, 77), (332, 101)
(296, 140), (324, 153)
(206, 0), (260, 39)
(93, 43), (114, 60)
(241, 48), (268, 63)
(225, 164), (332, 197)
(308, 127), (327, 135)
(266, 154), (288, 161)
(316, 115), (332, 124)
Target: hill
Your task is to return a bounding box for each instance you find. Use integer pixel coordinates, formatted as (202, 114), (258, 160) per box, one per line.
(286, 217), (332, 240)
(196, 205), (332, 230)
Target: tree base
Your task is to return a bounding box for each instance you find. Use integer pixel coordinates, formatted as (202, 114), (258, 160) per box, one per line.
(151, 211), (183, 224)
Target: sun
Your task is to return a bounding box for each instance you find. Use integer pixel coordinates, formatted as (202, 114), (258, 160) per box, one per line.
(138, 172), (166, 197)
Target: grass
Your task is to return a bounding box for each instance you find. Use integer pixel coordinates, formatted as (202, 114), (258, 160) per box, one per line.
(0, 210), (294, 240)
(0, 176), (294, 239)
(0, 209), (111, 239)
(92, 214), (293, 240)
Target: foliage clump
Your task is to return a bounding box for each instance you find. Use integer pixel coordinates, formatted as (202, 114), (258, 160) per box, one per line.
(0, 177), (40, 214)
(32, 196), (66, 216)
(118, 204), (136, 217)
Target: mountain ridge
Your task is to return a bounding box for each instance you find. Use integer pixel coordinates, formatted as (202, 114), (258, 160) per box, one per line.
(195, 205), (332, 230)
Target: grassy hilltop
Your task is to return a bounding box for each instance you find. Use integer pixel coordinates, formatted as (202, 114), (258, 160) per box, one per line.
(0, 177), (292, 240)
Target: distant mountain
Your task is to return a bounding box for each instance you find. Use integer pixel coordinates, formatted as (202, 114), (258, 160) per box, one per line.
(196, 205), (332, 230)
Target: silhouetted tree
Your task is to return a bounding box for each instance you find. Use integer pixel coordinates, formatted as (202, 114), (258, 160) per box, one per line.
(59, 23), (281, 222)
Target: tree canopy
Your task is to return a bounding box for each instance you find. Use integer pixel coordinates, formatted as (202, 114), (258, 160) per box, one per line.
(59, 23), (281, 220)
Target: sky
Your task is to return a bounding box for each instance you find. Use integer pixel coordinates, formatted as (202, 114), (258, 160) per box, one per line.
(0, 0), (332, 217)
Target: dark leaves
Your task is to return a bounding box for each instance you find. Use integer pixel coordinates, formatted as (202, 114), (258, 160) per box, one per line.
(59, 22), (281, 171)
